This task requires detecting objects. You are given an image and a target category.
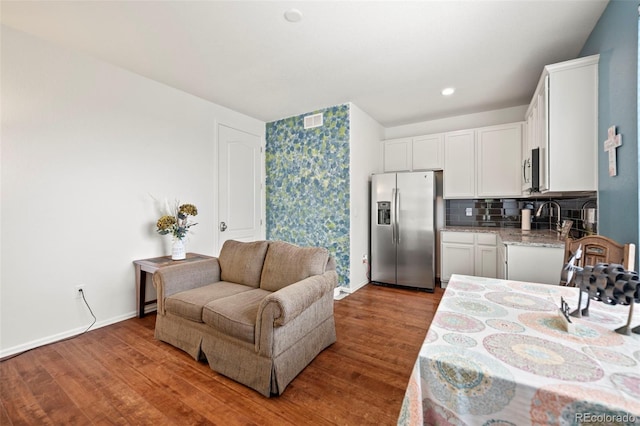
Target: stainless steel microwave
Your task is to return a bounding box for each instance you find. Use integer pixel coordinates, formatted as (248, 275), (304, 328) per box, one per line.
(531, 148), (540, 192)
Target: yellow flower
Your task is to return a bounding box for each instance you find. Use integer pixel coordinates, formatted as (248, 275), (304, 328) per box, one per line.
(179, 204), (198, 216)
(155, 201), (198, 238)
(156, 215), (176, 232)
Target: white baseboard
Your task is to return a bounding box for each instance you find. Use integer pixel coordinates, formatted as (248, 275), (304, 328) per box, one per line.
(349, 279), (369, 293)
(333, 287), (348, 300)
(0, 310), (140, 359)
(333, 279), (370, 300)
(144, 302), (158, 314)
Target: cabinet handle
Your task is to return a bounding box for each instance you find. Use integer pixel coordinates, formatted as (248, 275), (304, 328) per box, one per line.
(523, 159), (530, 183)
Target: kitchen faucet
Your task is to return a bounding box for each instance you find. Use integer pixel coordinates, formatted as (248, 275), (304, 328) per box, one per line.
(535, 201), (562, 233)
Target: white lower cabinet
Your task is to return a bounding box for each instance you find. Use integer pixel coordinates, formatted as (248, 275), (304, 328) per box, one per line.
(441, 242), (475, 283)
(497, 242), (507, 279)
(441, 231), (497, 287)
(505, 245), (564, 285)
(475, 245), (498, 279)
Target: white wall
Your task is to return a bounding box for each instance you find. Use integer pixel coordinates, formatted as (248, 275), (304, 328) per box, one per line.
(349, 103), (384, 292)
(0, 26), (264, 357)
(384, 105), (527, 139)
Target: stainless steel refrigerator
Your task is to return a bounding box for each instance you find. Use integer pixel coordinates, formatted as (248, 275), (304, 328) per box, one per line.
(371, 171), (436, 291)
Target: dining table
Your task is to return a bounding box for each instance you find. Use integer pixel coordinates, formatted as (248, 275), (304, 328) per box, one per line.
(398, 274), (640, 426)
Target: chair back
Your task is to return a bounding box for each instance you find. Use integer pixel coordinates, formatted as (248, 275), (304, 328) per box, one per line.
(562, 235), (636, 286)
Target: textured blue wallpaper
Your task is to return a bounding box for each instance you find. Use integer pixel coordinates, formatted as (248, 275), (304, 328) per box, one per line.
(266, 104), (350, 287)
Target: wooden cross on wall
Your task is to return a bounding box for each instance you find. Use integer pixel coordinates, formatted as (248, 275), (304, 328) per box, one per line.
(604, 125), (622, 177)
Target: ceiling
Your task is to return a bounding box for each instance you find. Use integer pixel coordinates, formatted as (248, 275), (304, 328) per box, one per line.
(0, 1), (609, 127)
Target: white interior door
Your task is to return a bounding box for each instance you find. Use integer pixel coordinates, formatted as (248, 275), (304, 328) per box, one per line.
(218, 124), (263, 249)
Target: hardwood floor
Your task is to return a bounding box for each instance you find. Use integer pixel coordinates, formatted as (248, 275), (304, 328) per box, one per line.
(1, 283), (443, 425)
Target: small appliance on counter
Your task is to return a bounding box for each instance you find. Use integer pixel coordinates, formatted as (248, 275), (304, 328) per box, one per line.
(521, 208), (532, 230)
(581, 200), (597, 235)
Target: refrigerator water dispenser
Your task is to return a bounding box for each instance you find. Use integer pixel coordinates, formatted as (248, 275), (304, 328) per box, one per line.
(377, 202), (391, 225)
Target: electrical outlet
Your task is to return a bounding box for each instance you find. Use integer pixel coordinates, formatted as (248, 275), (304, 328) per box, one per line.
(75, 285), (85, 299)
(362, 254), (368, 264)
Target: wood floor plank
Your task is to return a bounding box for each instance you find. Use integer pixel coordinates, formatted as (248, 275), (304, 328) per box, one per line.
(8, 350), (91, 425)
(57, 338), (171, 425)
(1, 283), (443, 425)
(0, 362), (52, 425)
(32, 345), (127, 425)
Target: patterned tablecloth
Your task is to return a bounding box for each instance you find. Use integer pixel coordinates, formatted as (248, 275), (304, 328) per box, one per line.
(398, 275), (640, 426)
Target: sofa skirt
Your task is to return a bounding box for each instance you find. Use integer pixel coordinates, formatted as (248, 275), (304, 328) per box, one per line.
(154, 294), (337, 397)
(154, 313), (208, 360)
(200, 314), (335, 397)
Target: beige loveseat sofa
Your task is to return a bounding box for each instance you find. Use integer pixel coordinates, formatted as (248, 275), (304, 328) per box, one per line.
(152, 239), (338, 397)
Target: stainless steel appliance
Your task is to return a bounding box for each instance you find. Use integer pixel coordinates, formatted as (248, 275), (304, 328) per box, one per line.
(581, 200), (597, 235)
(371, 171), (436, 291)
(531, 148), (540, 192)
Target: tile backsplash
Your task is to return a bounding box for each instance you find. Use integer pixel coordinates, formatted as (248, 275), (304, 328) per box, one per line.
(446, 196), (597, 237)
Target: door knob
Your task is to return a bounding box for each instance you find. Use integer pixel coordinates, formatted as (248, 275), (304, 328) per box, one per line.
(219, 221), (227, 232)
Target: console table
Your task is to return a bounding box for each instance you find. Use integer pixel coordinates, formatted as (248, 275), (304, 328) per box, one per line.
(398, 274), (640, 425)
(133, 253), (214, 318)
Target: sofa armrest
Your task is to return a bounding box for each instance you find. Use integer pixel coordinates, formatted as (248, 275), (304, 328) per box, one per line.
(152, 258), (221, 315)
(256, 270), (337, 354)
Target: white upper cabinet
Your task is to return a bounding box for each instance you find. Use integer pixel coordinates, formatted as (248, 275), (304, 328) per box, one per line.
(443, 130), (475, 198)
(526, 55), (599, 193)
(522, 97), (537, 194)
(383, 137), (412, 172)
(476, 123), (522, 198)
(383, 134), (443, 172)
(412, 134), (444, 170)
(443, 123), (522, 199)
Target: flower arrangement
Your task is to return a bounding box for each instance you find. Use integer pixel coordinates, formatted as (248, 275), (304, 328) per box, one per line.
(156, 202), (198, 240)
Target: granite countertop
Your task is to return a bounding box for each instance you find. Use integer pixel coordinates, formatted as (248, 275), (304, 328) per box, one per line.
(441, 226), (565, 248)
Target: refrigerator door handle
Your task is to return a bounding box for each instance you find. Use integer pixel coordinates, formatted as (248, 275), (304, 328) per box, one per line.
(395, 189), (400, 243)
(391, 188), (396, 244)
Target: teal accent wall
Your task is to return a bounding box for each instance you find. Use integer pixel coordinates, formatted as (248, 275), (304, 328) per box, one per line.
(580, 0), (639, 262)
(265, 104), (350, 286)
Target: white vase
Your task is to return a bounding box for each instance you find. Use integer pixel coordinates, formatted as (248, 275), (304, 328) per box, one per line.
(172, 239), (186, 260)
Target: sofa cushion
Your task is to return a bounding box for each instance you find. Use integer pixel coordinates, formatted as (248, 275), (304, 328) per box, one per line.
(260, 241), (329, 292)
(165, 281), (253, 322)
(218, 240), (269, 288)
(202, 289), (272, 343)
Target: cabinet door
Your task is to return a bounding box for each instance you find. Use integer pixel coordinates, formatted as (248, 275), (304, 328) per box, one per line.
(443, 130), (475, 198)
(441, 242), (475, 284)
(497, 243), (507, 279)
(522, 108), (534, 193)
(412, 134), (443, 170)
(383, 138), (411, 172)
(475, 245), (497, 278)
(476, 123), (522, 197)
(546, 61), (597, 192)
(538, 78), (549, 192)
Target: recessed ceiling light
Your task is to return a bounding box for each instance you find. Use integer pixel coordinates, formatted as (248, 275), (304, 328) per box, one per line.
(441, 87), (456, 96)
(284, 8), (303, 23)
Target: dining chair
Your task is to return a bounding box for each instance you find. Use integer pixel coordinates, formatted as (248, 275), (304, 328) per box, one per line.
(561, 235), (636, 286)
